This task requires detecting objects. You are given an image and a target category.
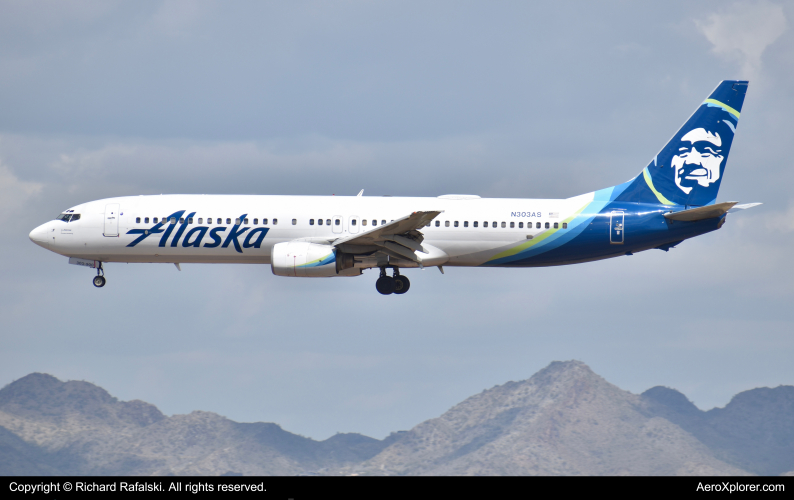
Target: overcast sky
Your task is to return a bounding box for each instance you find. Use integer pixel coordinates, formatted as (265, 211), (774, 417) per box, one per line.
(1, 0), (793, 440)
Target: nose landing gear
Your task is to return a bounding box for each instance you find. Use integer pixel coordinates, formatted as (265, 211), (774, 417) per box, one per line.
(375, 267), (410, 295)
(93, 262), (106, 288)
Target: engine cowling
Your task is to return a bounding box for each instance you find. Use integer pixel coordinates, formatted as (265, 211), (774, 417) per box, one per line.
(271, 242), (361, 277)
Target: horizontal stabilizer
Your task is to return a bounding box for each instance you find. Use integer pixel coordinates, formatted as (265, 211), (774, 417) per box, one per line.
(729, 202), (763, 212)
(664, 201), (738, 222)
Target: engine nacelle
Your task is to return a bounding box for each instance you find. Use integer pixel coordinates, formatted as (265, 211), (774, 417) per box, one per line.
(271, 242), (361, 277)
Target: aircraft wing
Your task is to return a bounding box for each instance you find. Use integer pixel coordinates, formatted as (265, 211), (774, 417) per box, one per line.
(332, 210), (442, 263)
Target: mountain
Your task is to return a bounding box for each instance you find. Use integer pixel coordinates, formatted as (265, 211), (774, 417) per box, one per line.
(349, 361), (747, 475)
(1, 364), (791, 475)
(641, 385), (794, 475)
(0, 373), (391, 475)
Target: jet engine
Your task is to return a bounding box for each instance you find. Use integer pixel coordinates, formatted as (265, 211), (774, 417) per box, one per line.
(271, 241), (361, 277)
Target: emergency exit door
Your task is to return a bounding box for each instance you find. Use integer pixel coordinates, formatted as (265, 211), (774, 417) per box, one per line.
(332, 215), (344, 234)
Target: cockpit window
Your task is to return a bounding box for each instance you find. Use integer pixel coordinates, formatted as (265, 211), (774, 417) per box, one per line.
(56, 213), (81, 222)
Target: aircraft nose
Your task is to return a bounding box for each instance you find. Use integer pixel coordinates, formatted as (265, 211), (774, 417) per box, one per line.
(29, 223), (50, 248)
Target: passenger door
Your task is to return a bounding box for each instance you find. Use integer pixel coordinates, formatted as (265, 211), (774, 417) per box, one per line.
(104, 203), (120, 237)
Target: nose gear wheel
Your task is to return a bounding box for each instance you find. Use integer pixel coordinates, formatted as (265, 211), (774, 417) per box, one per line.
(93, 262), (106, 287)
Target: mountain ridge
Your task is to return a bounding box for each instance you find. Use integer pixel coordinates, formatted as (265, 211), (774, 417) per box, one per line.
(1, 363), (791, 476)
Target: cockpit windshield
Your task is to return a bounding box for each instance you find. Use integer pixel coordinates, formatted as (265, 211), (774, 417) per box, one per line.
(55, 213), (81, 222)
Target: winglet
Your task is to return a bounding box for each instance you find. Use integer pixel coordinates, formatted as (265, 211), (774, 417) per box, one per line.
(357, 189), (364, 197)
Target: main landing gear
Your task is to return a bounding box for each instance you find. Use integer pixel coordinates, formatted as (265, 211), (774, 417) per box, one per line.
(376, 267), (410, 295)
(93, 262), (106, 288)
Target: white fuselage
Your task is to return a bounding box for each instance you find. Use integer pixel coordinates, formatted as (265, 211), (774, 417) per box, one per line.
(29, 193), (586, 267)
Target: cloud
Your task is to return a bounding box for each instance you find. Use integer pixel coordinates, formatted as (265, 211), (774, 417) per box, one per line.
(148, 0), (211, 38)
(697, 0), (788, 80)
(0, 162), (42, 212)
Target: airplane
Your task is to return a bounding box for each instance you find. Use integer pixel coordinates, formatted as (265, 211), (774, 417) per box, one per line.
(29, 80), (760, 295)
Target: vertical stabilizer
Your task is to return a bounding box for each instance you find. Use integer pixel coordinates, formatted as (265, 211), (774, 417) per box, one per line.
(614, 81), (748, 207)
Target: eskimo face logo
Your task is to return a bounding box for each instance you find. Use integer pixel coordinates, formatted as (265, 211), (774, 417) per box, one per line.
(671, 128), (724, 194)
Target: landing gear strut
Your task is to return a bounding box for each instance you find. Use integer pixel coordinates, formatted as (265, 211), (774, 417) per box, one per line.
(375, 267), (410, 295)
(93, 262), (106, 288)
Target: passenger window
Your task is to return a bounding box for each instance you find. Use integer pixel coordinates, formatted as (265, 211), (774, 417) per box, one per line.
(352, 219), (357, 226)
(554, 222), (559, 229)
(326, 219), (331, 225)
(171, 217), (176, 224)
(464, 221), (468, 227)
(179, 218), (185, 224)
(362, 219), (368, 226)
(263, 218), (268, 225)
(454, 221), (459, 227)
(253, 218), (258, 225)
(510, 222), (515, 228)
(444, 221), (449, 227)
(493, 221), (497, 228)
(144, 217), (149, 224)
(233, 218), (239, 225)
(188, 218), (194, 224)
(562, 223), (568, 229)
(545, 222), (550, 229)
(197, 218), (202, 224)
(473, 221), (478, 228)
(225, 218), (230, 224)
(318, 219), (323, 225)
(273, 218), (278, 225)
(483, 221), (488, 228)
(153, 217), (158, 223)
(536, 222), (541, 229)
(292, 219), (297, 225)
(435, 221), (440, 227)
(372, 220), (377, 226)
(310, 219), (315, 225)
(244, 218), (249, 224)
(136, 217), (141, 223)
(381, 220), (386, 225)
(335, 219), (340, 226)
(518, 222), (523, 228)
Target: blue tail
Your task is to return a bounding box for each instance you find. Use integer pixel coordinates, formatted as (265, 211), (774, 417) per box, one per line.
(614, 80), (748, 207)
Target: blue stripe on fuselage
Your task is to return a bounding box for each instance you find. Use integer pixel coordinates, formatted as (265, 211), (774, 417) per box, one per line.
(486, 202), (722, 267)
